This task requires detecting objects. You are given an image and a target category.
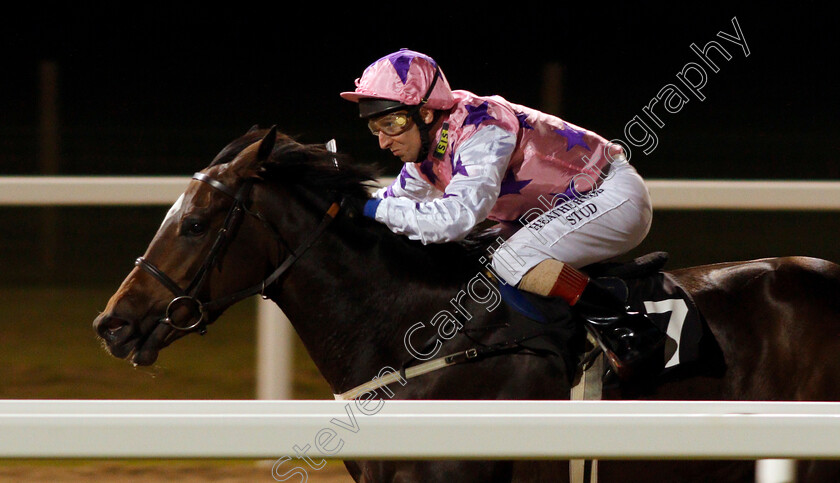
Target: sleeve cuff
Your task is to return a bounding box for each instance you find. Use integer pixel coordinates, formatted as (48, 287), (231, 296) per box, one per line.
(363, 199), (382, 219)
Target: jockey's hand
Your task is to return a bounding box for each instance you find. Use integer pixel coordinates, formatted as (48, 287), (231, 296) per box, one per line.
(341, 196), (377, 219)
(361, 198), (381, 219)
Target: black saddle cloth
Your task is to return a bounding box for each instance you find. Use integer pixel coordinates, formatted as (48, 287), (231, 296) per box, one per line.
(493, 252), (716, 378)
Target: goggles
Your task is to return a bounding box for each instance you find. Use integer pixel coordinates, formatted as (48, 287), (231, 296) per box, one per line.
(368, 111), (415, 136)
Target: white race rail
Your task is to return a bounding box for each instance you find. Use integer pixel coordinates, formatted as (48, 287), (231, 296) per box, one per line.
(1, 400), (840, 460)
(3, 176), (840, 210)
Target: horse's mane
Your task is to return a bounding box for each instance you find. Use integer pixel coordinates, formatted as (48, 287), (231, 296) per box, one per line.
(209, 128), (497, 278)
(209, 128), (379, 200)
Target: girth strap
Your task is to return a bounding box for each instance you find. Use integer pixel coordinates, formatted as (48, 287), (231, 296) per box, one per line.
(333, 329), (555, 400)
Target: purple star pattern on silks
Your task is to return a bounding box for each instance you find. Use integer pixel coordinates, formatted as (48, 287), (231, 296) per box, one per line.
(385, 51), (414, 84)
(548, 180), (581, 206)
(451, 155), (468, 177)
(419, 159), (438, 184)
(463, 101), (495, 128)
(499, 169), (532, 197)
(443, 193), (459, 198)
(516, 112), (534, 130)
(554, 123), (591, 151)
(398, 165), (415, 189)
(382, 50), (436, 85)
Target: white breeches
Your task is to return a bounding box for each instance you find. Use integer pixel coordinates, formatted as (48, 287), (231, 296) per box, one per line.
(490, 160), (653, 286)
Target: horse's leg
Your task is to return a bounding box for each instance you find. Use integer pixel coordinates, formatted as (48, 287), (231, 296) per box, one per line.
(798, 461), (840, 483)
(597, 460), (754, 483)
(371, 461), (569, 483)
(396, 460), (569, 483)
(358, 348), (573, 482)
(343, 460), (363, 481)
(511, 461), (569, 483)
(354, 460), (515, 483)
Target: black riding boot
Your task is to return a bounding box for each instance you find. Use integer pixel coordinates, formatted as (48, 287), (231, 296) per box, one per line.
(573, 280), (667, 381)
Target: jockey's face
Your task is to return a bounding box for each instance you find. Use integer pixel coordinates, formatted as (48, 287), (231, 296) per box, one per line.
(374, 108), (434, 163)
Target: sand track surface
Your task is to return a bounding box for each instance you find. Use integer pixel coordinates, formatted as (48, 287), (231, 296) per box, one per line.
(0, 461), (354, 482)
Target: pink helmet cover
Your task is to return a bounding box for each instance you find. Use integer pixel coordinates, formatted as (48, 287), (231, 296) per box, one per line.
(340, 49), (456, 111)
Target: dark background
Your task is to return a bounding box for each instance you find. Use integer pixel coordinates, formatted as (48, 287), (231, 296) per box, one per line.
(1, 3), (838, 285)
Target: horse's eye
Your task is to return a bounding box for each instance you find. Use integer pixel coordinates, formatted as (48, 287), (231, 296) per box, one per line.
(183, 220), (207, 237)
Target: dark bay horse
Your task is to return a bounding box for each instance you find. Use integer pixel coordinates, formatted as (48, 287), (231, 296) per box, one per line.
(93, 127), (840, 482)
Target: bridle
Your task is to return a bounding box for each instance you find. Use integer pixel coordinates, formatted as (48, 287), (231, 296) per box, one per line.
(135, 171), (342, 333)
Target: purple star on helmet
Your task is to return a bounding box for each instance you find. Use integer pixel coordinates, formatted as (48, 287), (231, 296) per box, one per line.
(516, 112), (534, 130)
(398, 165), (415, 189)
(554, 123), (591, 151)
(463, 101), (495, 128)
(499, 169), (531, 197)
(385, 52), (414, 84)
(451, 155), (468, 177)
(419, 159), (438, 184)
(382, 49), (436, 85)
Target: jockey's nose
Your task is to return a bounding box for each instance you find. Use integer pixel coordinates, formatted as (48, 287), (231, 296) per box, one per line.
(378, 131), (392, 149)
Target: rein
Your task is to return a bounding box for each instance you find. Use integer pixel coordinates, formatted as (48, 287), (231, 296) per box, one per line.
(136, 170), (567, 399)
(135, 172), (343, 333)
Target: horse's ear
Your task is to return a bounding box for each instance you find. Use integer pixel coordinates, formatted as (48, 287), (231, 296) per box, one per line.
(247, 124), (261, 134)
(231, 125), (277, 176)
(257, 125), (277, 163)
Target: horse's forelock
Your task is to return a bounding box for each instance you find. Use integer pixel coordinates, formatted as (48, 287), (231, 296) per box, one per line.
(207, 129), (379, 200)
(209, 129), (282, 168)
(260, 141), (380, 200)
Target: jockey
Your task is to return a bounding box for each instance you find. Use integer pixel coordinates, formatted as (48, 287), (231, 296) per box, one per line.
(341, 48), (666, 380)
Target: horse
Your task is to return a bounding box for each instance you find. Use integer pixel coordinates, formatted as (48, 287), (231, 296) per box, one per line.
(93, 126), (840, 482)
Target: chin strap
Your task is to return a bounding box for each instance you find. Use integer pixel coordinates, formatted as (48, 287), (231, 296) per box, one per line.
(409, 64), (444, 162)
(413, 109), (444, 163)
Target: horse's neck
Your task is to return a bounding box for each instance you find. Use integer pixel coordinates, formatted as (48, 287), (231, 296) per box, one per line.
(267, 234), (458, 394)
(258, 191), (466, 394)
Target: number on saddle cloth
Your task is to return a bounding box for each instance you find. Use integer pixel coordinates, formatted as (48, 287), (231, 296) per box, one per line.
(494, 251), (711, 375)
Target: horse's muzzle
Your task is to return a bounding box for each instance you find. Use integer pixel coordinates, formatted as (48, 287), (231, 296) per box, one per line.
(93, 313), (136, 358)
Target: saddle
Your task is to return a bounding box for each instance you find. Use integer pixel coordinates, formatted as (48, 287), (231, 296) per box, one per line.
(382, 251), (721, 404)
(491, 252), (711, 382)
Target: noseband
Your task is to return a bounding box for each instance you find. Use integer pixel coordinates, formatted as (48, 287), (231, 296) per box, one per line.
(135, 172), (342, 333)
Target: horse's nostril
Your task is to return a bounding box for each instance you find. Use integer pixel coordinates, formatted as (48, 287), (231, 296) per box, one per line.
(95, 315), (131, 340)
